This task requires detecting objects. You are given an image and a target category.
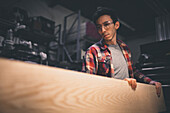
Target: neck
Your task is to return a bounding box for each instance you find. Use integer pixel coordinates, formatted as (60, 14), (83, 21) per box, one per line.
(105, 34), (117, 45)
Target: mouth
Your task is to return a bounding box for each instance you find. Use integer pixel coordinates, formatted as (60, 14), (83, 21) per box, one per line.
(103, 34), (109, 38)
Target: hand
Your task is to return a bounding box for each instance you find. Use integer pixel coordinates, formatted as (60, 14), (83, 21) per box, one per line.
(154, 82), (162, 97)
(124, 78), (137, 90)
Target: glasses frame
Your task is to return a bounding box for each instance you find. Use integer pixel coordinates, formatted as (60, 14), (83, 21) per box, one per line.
(96, 21), (114, 31)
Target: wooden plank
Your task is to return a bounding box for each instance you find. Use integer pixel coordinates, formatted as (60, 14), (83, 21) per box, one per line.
(0, 58), (166, 113)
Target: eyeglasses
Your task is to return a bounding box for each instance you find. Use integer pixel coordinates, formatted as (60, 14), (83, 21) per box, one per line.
(96, 21), (114, 31)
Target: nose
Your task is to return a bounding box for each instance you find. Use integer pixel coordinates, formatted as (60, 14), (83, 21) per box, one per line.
(100, 26), (106, 33)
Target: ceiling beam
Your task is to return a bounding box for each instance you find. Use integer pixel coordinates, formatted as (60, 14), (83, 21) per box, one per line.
(45, 0), (61, 8)
(144, 0), (169, 16)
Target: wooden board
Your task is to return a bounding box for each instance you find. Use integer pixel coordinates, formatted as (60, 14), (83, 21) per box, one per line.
(0, 58), (166, 113)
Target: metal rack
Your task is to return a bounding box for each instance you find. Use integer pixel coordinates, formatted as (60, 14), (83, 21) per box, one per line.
(0, 17), (62, 65)
(60, 10), (81, 63)
(136, 40), (170, 113)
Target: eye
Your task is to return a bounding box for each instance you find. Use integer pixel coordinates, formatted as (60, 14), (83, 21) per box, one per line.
(96, 26), (101, 30)
(104, 23), (110, 27)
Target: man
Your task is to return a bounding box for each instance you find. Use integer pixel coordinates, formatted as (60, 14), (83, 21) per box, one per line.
(82, 7), (161, 97)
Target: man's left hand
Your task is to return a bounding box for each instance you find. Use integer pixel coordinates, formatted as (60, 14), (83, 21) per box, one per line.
(150, 81), (162, 97)
(154, 82), (162, 97)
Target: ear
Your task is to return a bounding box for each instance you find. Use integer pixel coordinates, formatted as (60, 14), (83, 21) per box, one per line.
(114, 21), (120, 30)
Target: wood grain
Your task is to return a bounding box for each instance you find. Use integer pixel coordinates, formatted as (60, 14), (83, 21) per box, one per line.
(0, 58), (166, 113)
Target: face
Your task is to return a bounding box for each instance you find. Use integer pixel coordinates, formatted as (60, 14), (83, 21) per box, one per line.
(96, 15), (119, 43)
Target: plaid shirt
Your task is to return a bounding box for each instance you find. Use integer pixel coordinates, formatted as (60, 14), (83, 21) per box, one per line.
(82, 39), (155, 84)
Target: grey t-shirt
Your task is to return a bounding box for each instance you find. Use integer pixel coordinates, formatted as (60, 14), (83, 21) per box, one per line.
(108, 44), (129, 80)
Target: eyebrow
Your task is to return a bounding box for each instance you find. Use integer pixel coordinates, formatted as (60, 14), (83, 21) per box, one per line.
(96, 21), (112, 26)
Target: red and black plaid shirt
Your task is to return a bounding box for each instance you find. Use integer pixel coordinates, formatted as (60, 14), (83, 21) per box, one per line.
(82, 39), (155, 84)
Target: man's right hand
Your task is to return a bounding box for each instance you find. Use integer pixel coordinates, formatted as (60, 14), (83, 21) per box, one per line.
(124, 78), (137, 90)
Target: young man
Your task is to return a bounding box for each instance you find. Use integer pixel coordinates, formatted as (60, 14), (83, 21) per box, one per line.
(82, 7), (161, 96)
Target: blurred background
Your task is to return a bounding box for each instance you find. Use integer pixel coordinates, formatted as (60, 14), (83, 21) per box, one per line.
(0, 0), (170, 112)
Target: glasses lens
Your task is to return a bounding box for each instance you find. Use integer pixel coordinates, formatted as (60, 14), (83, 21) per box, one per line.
(104, 23), (111, 29)
(96, 21), (113, 31)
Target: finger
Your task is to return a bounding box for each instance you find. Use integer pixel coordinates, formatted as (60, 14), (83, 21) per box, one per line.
(158, 85), (161, 97)
(155, 83), (159, 94)
(156, 87), (161, 97)
(124, 78), (132, 86)
(128, 79), (132, 86)
(131, 79), (137, 90)
(155, 82), (161, 97)
(124, 78), (127, 81)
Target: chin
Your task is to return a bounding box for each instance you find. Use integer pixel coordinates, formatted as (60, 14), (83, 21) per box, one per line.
(104, 37), (112, 41)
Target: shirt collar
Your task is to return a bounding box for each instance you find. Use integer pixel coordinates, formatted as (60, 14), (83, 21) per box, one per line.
(99, 39), (108, 50)
(99, 38), (123, 50)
